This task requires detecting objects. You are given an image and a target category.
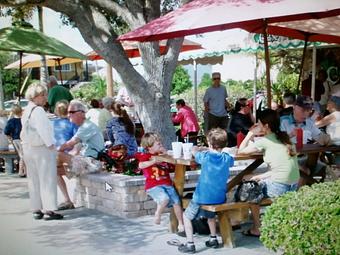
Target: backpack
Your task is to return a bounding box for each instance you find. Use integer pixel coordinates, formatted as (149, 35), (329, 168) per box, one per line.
(234, 180), (264, 203)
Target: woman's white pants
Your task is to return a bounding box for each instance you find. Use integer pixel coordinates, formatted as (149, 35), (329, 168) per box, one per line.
(23, 145), (57, 211)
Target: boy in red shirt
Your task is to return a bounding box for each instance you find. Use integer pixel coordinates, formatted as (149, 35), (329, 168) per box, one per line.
(136, 132), (185, 235)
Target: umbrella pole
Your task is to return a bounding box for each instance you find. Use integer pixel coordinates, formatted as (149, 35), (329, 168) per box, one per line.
(297, 36), (309, 93)
(194, 59), (198, 115)
(18, 52), (23, 100)
(262, 21), (271, 108)
(57, 59), (63, 85)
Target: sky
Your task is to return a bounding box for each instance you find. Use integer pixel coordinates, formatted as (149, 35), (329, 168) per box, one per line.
(0, 7), (258, 82)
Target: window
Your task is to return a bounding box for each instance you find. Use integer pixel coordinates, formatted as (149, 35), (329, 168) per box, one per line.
(54, 64), (72, 72)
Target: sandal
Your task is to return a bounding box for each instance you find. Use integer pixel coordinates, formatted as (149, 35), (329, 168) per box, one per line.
(57, 202), (75, 211)
(167, 239), (182, 247)
(33, 211), (44, 220)
(44, 211), (64, 220)
(242, 229), (260, 237)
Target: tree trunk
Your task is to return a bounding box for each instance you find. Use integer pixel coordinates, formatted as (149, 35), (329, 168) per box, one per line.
(0, 0), (183, 148)
(37, 6), (49, 85)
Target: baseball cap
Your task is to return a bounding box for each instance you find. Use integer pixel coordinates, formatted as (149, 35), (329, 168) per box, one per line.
(330, 96), (340, 108)
(295, 95), (313, 110)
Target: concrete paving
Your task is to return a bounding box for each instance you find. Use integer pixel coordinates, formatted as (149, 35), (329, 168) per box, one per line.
(0, 173), (277, 255)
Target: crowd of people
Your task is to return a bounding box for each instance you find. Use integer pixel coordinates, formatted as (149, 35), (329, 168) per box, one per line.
(1, 70), (339, 253)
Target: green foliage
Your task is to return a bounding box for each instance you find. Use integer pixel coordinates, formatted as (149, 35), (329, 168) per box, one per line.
(272, 72), (299, 103)
(198, 73), (212, 88)
(260, 181), (340, 255)
(227, 79), (254, 104)
(0, 6), (35, 22)
(71, 75), (107, 103)
(0, 51), (19, 99)
(171, 66), (192, 95)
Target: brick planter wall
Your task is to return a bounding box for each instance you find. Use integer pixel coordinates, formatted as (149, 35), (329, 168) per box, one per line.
(74, 161), (267, 218)
(74, 171), (200, 218)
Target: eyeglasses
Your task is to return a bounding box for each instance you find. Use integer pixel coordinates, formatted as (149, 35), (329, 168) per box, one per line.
(212, 77), (220, 80)
(68, 110), (84, 114)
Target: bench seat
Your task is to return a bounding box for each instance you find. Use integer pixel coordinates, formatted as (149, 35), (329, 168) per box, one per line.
(0, 150), (18, 174)
(200, 198), (272, 248)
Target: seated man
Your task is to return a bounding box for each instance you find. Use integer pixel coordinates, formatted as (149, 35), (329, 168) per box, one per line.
(57, 100), (104, 210)
(280, 95), (331, 186)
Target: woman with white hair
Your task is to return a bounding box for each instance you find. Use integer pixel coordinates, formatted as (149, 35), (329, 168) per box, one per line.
(98, 96), (114, 138)
(21, 82), (63, 220)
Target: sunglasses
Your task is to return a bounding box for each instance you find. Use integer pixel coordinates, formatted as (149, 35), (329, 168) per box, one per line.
(212, 77), (220, 80)
(68, 110), (84, 114)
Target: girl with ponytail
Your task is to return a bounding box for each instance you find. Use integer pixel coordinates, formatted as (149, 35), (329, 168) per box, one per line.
(238, 109), (299, 237)
(106, 102), (138, 156)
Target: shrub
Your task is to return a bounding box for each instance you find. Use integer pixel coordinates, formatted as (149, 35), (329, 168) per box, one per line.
(260, 180), (340, 255)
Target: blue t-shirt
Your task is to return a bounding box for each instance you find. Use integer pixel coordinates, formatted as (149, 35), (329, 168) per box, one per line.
(193, 150), (234, 204)
(52, 117), (78, 148)
(74, 120), (104, 158)
(4, 117), (22, 140)
(203, 85), (228, 117)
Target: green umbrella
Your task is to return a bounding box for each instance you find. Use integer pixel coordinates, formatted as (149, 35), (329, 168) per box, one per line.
(0, 23), (86, 95)
(0, 25), (86, 59)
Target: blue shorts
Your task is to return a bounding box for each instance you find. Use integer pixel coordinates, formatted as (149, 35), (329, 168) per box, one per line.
(261, 179), (298, 198)
(146, 185), (180, 207)
(184, 200), (216, 220)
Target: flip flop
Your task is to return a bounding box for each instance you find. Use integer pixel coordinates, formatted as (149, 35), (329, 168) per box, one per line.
(242, 229), (260, 237)
(167, 239), (182, 247)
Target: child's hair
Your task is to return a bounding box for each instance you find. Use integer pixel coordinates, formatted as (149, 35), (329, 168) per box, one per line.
(141, 132), (162, 149)
(207, 128), (228, 150)
(111, 101), (135, 135)
(54, 100), (69, 117)
(258, 109), (296, 157)
(11, 104), (23, 116)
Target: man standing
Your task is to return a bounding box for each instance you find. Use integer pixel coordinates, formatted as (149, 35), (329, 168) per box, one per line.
(47, 75), (73, 112)
(203, 72), (229, 131)
(172, 99), (200, 144)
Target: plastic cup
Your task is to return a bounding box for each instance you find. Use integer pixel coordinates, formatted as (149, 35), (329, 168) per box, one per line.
(172, 142), (183, 159)
(182, 143), (193, 160)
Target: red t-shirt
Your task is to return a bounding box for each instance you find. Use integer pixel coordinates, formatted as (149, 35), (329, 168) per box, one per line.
(135, 152), (173, 190)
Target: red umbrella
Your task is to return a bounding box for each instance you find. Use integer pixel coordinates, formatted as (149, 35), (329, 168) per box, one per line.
(86, 39), (202, 60)
(118, 0), (340, 43)
(118, 0), (340, 106)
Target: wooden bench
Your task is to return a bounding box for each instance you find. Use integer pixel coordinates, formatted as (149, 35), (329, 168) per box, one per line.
(201, 198), (273, 248)
(0, 150), (19, 174)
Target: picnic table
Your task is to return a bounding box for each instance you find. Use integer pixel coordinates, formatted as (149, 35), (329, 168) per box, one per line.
(154, 144), (340, 233)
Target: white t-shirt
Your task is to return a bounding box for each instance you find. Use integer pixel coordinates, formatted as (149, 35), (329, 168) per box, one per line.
(326, 111), (340, 145)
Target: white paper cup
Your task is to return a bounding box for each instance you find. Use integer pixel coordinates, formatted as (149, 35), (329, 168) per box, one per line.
(182, 143), (193, 160)
(172, 142), (183, 158)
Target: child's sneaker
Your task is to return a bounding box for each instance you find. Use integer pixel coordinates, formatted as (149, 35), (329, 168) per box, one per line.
(178, 243), (196, 254)
(205, 238), (219, 248)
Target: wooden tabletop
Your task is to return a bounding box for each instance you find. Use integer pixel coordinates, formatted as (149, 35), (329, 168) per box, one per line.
(154, 144), (340, 165)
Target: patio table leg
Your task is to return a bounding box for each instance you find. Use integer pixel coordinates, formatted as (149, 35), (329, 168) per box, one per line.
(170, 164), (186, 233)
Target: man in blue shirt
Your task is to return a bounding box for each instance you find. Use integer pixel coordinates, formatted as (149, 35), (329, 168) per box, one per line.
(280, 95), (330, 186)
(203, 72), (229, 132)
(57, 100), (104, 210)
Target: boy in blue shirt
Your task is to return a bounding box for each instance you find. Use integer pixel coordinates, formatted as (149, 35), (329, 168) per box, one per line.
(178, 128), (234, 253)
